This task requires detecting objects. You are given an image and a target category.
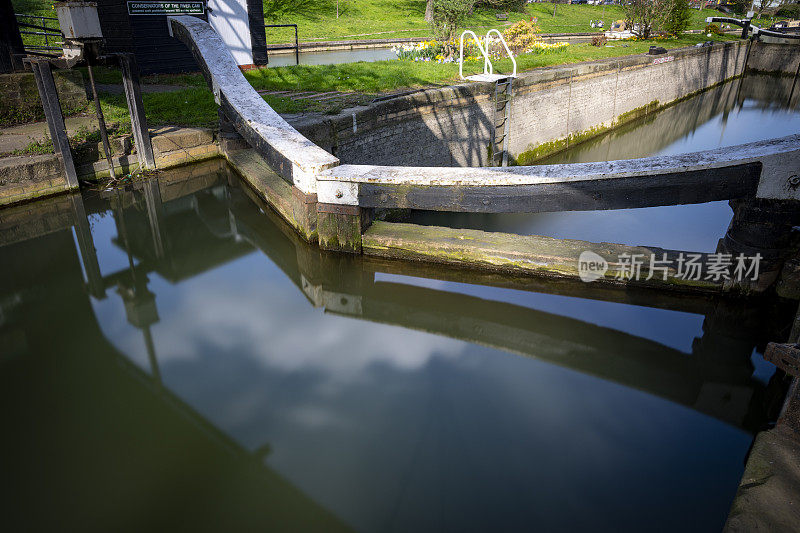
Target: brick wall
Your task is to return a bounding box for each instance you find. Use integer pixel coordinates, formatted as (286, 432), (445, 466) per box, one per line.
(0, 70), (88, 126)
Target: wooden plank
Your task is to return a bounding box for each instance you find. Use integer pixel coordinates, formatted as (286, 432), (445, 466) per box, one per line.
(357, 164), (763, 212)
(362, 221), (727, 294)
(31, 60), (78, 189)
(118, 53), (155, 170)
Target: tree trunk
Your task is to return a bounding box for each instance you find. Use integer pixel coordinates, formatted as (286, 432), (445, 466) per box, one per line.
(425, 0), (434, 23)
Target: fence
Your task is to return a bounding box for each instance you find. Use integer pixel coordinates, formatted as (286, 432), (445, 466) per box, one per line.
(15, 14), (61, 56)
(265, 24), (299, 65)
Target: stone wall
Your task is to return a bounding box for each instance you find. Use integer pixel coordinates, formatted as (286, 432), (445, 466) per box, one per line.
(0, 71), (88, 126)
(747, 42), (800, 73)
(300, 41), (799, 168)
(0, 154), (71, 208)
(0, 126), (220, 208)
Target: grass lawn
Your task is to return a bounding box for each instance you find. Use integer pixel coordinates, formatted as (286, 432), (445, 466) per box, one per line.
(262, 2), (730, 44)
(85, 33), (737, 131)
(12, 0), (763, 46)
(5, 1), (742, 130)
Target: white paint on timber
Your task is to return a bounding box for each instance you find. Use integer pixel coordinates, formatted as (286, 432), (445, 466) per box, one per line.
(207, 0), (254, 66)
(167, 16), (338, 194)
(317, 134), (800, 205)
(318, 180), (359, 206)
(167, 17), (799, 213)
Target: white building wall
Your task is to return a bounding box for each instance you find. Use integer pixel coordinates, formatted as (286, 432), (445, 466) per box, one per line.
(207, 0), (254, 66)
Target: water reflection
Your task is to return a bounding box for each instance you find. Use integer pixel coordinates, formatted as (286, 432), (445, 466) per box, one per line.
(539, 73), (800, 165)
(0, 164), (795, 532)
(413, 74), (800, 247)
(267, 46), (397, 67)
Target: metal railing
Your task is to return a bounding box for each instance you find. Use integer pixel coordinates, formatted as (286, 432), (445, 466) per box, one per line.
(15, 13), (61, 53)
(459, 29), (516, 81)
(265, 24), (299, 65)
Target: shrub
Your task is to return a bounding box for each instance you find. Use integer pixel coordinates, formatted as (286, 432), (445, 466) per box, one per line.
(704, 23), (723, 36)
(394, 38), (486, 63)
(502, 20), (542, 55)
(476, 0), (526, 10)
(591, 35), (608, 47)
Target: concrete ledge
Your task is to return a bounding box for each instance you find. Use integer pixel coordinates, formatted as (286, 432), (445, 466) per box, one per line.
(76, 126), (220, 180)
(0, 154), (72, 208)
(0, 125), (221, 205)
(362, 221), (728, 294)
(725, 377), (800, 532)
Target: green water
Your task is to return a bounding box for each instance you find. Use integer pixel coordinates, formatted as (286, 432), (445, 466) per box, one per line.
(1, 74), (799, 532)
(0, 159), (794, 532)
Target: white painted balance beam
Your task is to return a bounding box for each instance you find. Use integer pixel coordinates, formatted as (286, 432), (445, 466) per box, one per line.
(317, 134), (800, 210)
(167, 15), (339, 195)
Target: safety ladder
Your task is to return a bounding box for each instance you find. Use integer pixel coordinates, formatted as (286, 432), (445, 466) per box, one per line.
(492, 77), (513, 167)
(459, 30), (516, 167)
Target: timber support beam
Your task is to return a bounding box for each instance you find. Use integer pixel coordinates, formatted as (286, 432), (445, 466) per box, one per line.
(317, 203), (371, 253)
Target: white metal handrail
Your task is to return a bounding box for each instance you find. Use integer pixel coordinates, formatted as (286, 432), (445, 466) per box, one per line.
(459, 29), (517, 80)
(459, 30), (491, 80)
(485, 29), (517, 77)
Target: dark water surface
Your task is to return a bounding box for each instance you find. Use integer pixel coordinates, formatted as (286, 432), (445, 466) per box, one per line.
(2, 75), (798, 532)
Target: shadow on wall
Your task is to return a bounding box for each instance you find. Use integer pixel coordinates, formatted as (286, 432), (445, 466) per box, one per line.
(321, 69), (799, 170)
(328, 89), (496, 167)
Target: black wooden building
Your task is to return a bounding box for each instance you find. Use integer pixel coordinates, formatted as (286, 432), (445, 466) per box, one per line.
(2, 0), (268, 75)
(97, 0), (267, 74)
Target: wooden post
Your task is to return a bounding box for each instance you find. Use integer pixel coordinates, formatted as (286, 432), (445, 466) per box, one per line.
(143, 178), (166, 259)
(246, 0), (268, 66)
(317, 204), (370, 253)
(70, 193), (105, 299)
(118, 53), (155, 169)
(30, 60), (79, 189)
(741, 20), (751, 40)
(0, 0), (25, 73)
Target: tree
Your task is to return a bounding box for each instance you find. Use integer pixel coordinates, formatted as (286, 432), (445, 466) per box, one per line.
(752, 0), (771, 18)
(663, 0), (692, 36)
(625, 0), (692, 38)
(431, 0), (475, 44)
(426, 0), (434, 23)
(624, 0), (666, 39)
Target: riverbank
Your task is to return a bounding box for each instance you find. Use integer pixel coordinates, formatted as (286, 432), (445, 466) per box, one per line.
(11, 0), (727, 48)
(0, 33), (738, 134)
(85, 33), (736, 130)
(0, 35), (758, 210)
